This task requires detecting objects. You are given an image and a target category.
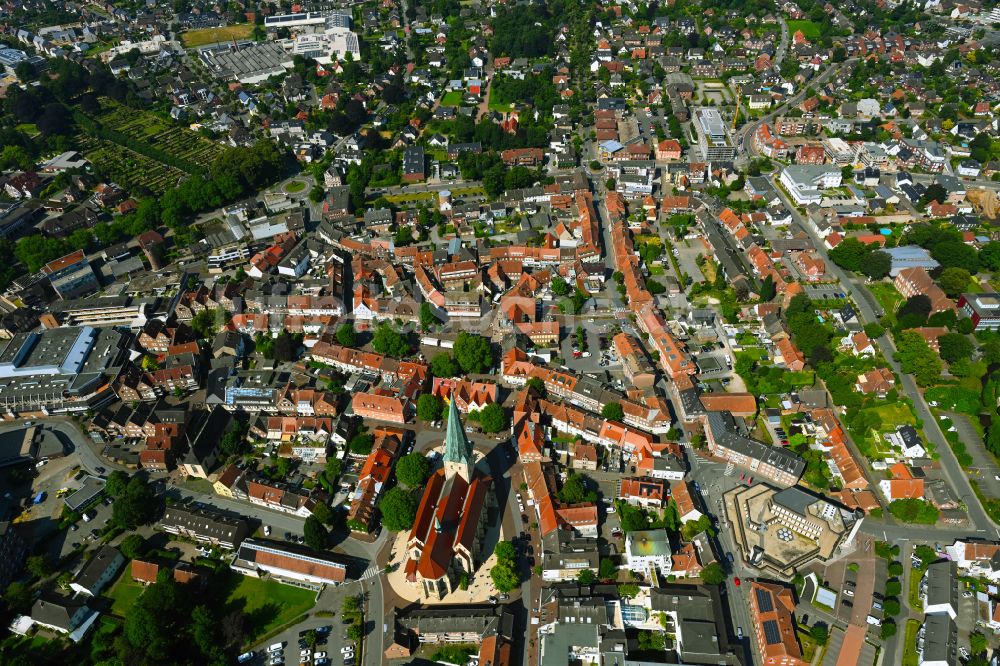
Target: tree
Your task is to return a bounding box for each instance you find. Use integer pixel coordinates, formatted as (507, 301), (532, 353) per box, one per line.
(896, 295), (932, 329)
(885, 580), (902, 597)
(888, 561), (904, 577)
(699, 562), (725, 585)
(970, 631), (988, 656)
(396, 452), (430, 488)
(551, 276), (569, 296)
(895, 331), (943, 386)
(191, 307), (225, 339)
(349, 432), (374, 455)
(599, 557), (617, 580)
(828, 237), (872, 272)
(919, 183), (948, 209)
(883, 598), (901, 616)
(420, 302), (437, 329)
(478, 403), (508, 433)
(859, 250), (891, 280)
(25, 555), (52, 578)
(937, 267), (972, 298)
(863, 322), (885, 339)
(371, 324), (410, 357)
(112, 476), (158, 530)
(887, 498), (939, 524)
(379, 487), (417, 531)
(577, 569), (595, 585)
(417, 394), (445, 422)
(759, 274), (776, 301)
(526, 377), (546, 397)
(558, 472), (598, 504)
(335, 323), (357, 347)
(4, 581), (31, 612)
(979, 242), (1000, 272)
(914, 544), (938, 568)
(810, 623), (829, 646)
(431, 353), (460, 378)
(119, 534), (146, 559)
(303, 515), (328, 550)
(601, 402), (624, 421)
(490, 559), (520, 592)
(931, 240), (979, 273)
(312, 502), (334, 525)
(938, 333), (974, 364)
(453, 332), (492, 374)
(105, 470), (128, 498)
(880, 621), (897, 639)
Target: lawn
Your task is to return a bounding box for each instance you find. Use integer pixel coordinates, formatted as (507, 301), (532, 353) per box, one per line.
(107, 562), (145, 617)
(867, 281), (903, 316)
(797, 629), (820, 662)
(440, 90), (463, 107)
(227, 574), (316, 639)
(182, 24), (254, 48)
(903, 619), (921, 666)
(908, 566), (924, 611)
(871, 402), (916, 429)
(787, 19), (822, 38)
(284, 180), (307, 193)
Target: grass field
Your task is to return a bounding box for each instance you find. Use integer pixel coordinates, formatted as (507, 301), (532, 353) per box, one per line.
(107, 562), (145, 617)
(868, 281), (903, 315)
(182, 24), (254, 48)
(440, 90), (464, 107)
(871, 402), (916, 429)
(787, 20), (823, 39)
(227, 575), (316, 638)
(285, 180), (307, 193)
(903, 619), (921, 666)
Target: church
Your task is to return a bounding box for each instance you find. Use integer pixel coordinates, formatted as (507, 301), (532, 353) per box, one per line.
(404, 398), (497, 600)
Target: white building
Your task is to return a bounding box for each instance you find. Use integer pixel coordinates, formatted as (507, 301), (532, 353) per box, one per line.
(69, 546), (124, 597)
(289, 28), (361, 64)
(625, 529), (672, 574)
(779, 165), (843, 205)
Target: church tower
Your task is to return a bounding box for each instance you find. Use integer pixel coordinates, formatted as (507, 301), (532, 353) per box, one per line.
(442, 397), (473, 483)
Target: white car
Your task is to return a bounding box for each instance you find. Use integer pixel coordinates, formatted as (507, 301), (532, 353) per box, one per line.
(264, 525), (271, 536)
(314, 652), (327, 659)
(301, 649), (312, 657)
(340, 646), (354, 654)
(606, 505), (615, 514)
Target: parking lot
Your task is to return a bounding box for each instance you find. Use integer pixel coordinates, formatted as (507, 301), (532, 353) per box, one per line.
(250, 621), (346, 666)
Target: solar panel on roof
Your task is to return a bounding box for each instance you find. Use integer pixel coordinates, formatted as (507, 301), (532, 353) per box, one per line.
(762, 619), (782, 645)
(755, 587), (774, 613)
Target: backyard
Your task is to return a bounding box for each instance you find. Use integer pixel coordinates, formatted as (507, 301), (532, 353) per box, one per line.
(787, 18), (823, 38)
(440, 90), (464, 107)
(106, 562), (145, 617)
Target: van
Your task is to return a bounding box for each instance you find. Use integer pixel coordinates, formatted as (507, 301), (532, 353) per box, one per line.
(268, 642), (285, 653)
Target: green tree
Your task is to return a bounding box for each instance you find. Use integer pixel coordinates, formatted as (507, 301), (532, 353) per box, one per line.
(599, 557), (617, 580)
(112, 476), (159, 530)
(880, 621), (897, 639)
(938, 333), (974, 364)
(349, 432), (374, 455)
(759, 274), (776, 301)
(699, 562), (725, 585)
(863, 322), (885, 339)
(551, 276), (569, 296)
(577, 569), (595, 585)
(417, 394), (445, 422)
(453, 332), (492, 374)
(379, 487), (417, 531)
(478, 403), (508, 433)
(4, 581), (31, 612)
(25, 554), (51, 578)
(420, 302), (437, 329)
(970, 631), (988, 656)
(887, 498), (939, 524)
(810, 623), (829, 646)
(336, 323), (357, 347)
(105, 470), (128, 498)
(431, 353), (460, 378)
(119, 534), (146, 559)
(601, 402), (624, 421)
(396, 452), (430, 488)
(526, 377), (546, 397)
(888, 561), (904, 577)
(979, 242), (1000, 272)
(895, 331), (942, 386)
(558, 472), (598, 504)
(938, 267), (972, 298)
(371, 324), (410, 357)
(303, 515), (328, 550)
(859, 250), (891, 280)
(312, 502), (334, 525)
(931, 240), (979, 272)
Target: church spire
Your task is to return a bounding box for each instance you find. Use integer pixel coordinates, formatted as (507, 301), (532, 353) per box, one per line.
(442, 397), (473, 482)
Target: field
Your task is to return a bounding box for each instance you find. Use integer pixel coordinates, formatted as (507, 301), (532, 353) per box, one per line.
(79, 137), (186, 195)
(226, 574), (316, 638)
(96, 100), (227, 170)
(107, 562), (145, 617)
(787, 20), (823, 39)
(440, 90), (464, 107)
(182, 24), (254, 48)
(868, 281), (903, 315)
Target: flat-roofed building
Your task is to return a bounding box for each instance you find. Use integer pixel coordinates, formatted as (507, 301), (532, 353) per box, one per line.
(42, 250), (99, 300)
(231, 538), (347, 588)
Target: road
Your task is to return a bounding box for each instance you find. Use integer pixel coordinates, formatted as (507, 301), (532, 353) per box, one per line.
(774, 19), (790, 68)
(769, 175), (1000, 535)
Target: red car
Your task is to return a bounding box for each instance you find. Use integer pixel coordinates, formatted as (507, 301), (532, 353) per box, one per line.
(739, 473), (745, 481)
(733, 577), (741, 586)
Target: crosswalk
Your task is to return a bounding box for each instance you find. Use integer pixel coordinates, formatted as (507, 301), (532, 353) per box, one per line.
(359, 565), (382, 581)
(724, 461), (735, 477)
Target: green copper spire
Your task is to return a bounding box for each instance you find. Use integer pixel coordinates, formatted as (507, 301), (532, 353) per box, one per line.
(442, 397), (473, 481)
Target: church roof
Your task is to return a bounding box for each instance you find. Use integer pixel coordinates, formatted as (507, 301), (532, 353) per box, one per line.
(443, 396), (473, 469)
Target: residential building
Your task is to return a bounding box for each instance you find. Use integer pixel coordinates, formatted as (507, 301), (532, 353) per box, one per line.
(918, 613), (958, 666)
(922, 561), (958, 619)
(625, 529), (672, 573)
(778, 165), (843, 206)
(160, 503), (251, 549)
(70, 545), (124, 597)
(30, 593), (99, 642)
(703, 412), (804, 487)
(42, 250), (99, 300)
(894, 268), (954, 314)
(0, 521), (26, 589)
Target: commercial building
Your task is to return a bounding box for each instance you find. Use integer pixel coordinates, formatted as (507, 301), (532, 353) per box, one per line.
(704, 412), (805, 487)
(232, 539), (347, 588)
(778, 165), (843, 206)
(289, 28), (361, 64)
(959, 293), (1000, 330)
(649, 585), (741, 664)
(42, 250), (99, 300)
(540, 532), (599, 582)
(748, 581), (808, 666)
(0, 326), (130, 414)
(693, 108), (735, 160)
(723, 484), (862, 579)
(200, 41), (293, 84)
(882, 246), (940, 277)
